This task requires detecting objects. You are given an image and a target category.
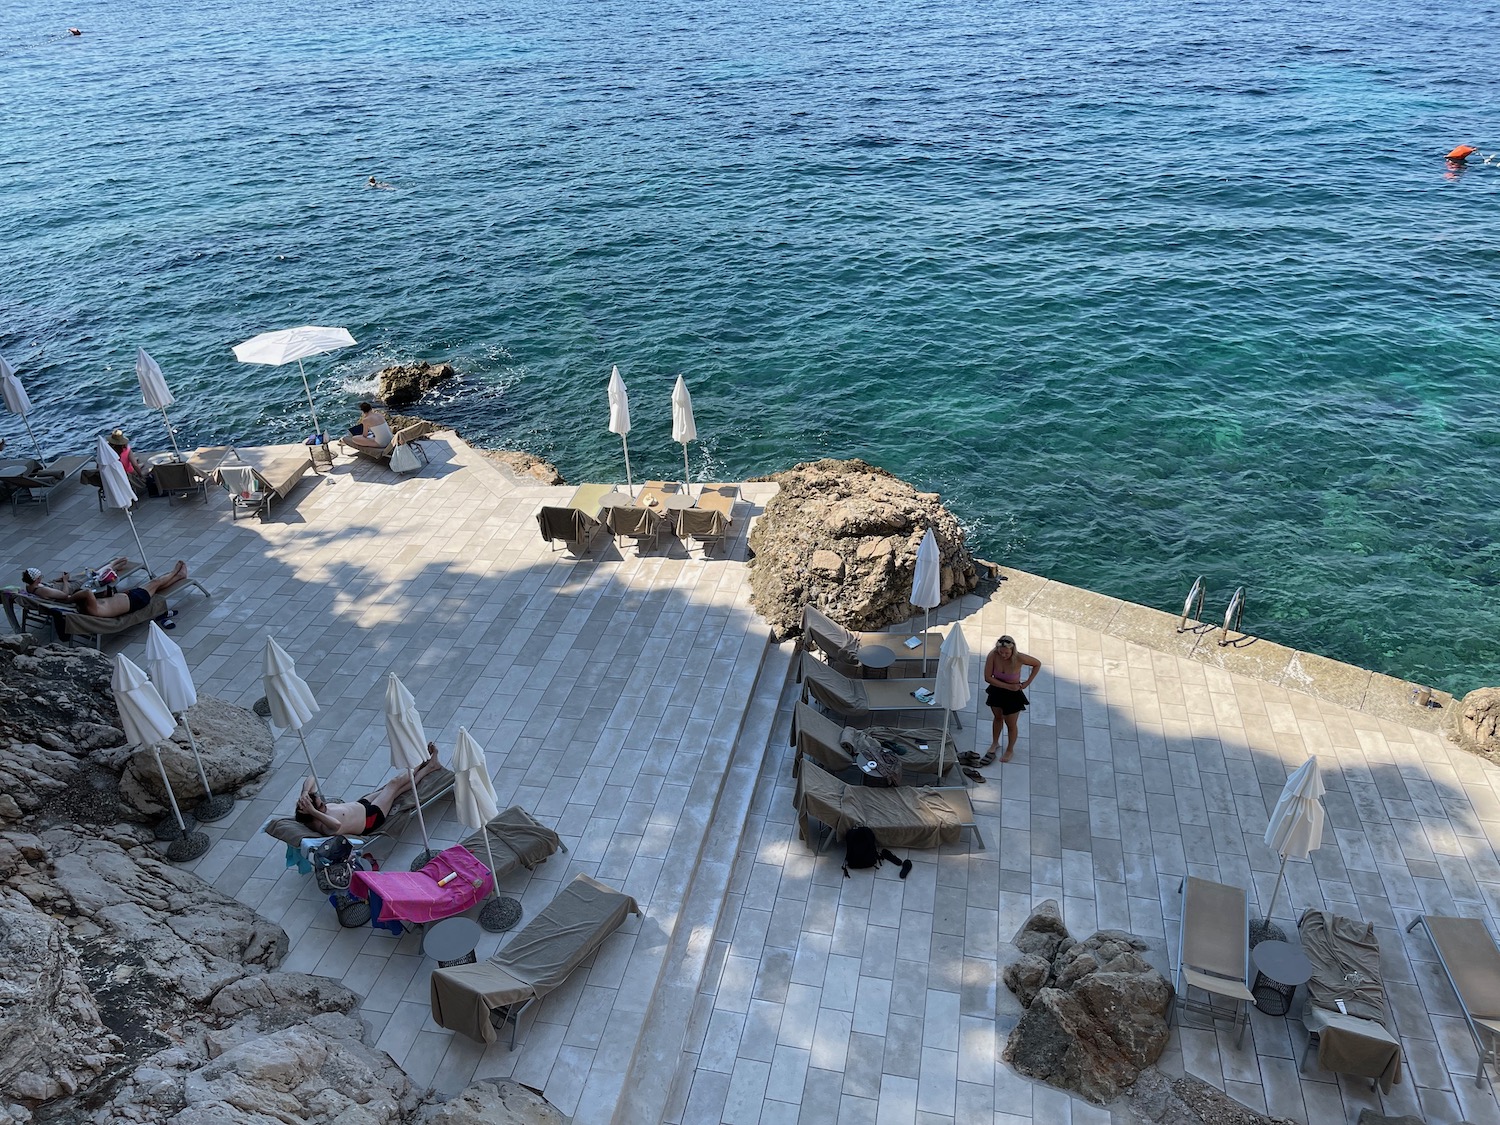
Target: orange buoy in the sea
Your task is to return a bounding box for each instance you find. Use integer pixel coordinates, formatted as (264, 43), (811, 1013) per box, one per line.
(1447, 144), (1478, 162)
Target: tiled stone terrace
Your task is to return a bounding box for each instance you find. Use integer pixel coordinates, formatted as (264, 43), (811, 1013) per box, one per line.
(6, 433), (1500, 1125)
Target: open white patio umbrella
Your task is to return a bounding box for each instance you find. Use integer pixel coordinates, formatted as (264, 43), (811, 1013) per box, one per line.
(671, 374), (697, 497)
(452, 727), (515, 931)
(112, 653), (209, 861)
(136, 348), (182, 461)
(608, 365), (634, 497)
(2, 356), (46, 463)
(232, 326), (355, 443)
(385, 673), (435, 866)
(262, 635), (322, 797)
(910, 528), (942, 674)
(1260, 755), (1326, 928)
(145, 621), (232, 822)
(95, 434), (155, 577)
(933, 624), (973, 781)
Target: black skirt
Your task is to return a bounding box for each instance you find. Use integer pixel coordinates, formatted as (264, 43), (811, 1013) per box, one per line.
(985, 685), (1029, 715)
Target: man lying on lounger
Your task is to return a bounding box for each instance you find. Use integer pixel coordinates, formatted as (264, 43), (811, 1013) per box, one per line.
(294, 741), (443, 835)
(23, 560), (190, 618)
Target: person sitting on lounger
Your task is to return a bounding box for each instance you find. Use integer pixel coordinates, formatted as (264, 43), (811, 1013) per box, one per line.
(294, 741), (442, 834)
(345, 402), (394, 450)
(23, 559), (190, 618)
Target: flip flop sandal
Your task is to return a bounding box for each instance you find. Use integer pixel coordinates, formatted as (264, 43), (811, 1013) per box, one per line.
(978, 752), (997, 768)
(963, 768), (987, 784)
(957, 752), (980, 767)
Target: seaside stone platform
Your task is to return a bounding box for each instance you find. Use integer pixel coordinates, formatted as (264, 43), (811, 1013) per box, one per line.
(4, 432), (1499, 1125)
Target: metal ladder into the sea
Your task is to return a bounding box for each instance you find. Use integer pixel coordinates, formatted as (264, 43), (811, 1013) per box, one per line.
(1177, 577), (1246, 646)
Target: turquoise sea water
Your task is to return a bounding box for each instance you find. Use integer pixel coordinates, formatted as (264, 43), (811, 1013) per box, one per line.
(2, 0), (1498, 692)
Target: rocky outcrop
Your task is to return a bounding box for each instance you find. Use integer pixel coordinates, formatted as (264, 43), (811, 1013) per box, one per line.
(747, 459), (980, 638)
(478, 449), (566, 486)
(378, 361), (457, 408)
(1002, 902), (1173, 1105)
(1451, 687), (1500, 764)
(413, 1080), (572, 1125)
(116, 697), (275, 818)
(1127, 1068), (1299, 1125)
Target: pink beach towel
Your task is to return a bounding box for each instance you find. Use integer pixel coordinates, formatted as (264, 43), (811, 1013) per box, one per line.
(349, 845), (493, 925)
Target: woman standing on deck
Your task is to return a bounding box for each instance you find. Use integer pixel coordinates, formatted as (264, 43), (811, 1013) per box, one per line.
(979, 635), (1041, 765)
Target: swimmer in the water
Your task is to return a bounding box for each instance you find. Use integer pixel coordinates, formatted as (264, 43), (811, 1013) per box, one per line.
(68, 27), (81, 35)
(367, 176), (393, 190)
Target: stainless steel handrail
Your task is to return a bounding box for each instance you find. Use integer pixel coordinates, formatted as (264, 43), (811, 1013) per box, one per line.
(1219, 587), (1245, 647)
(1178, 576), (1204, 633)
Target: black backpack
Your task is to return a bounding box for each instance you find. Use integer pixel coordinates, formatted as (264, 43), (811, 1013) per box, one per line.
(843, 827), (880, 876)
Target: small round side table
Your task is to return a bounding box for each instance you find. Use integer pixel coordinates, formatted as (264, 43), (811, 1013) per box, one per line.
(1250, 939), (1313, 1016)
(858, 645), (897, 679)
(422, 916), (483, 968)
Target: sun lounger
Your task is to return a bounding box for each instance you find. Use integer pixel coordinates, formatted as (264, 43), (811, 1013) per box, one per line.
(340, 422), (431, 469)
(1, 586), (167, 646)
(430, 873), (642, 1047)
(799, 654), (949, 726)
(604, 503), (666, 553)
(151, 460), (209, 503)
(1406, 914), (1500, 1088)
(459, 805), (568, 875)
(793, 760), (975, 851)
(2, 454), (88, 514)
(800, 604), (942, 678)
(1300, 909), (1402, 1092)
(537, 484), (615, 555)
(1174, 876), (1254, 1047)
(674, 485), (738, 552)
(790, 700), (958, 781)
(350, 844), (494, 930)
(261, 766), (457, 862)
(213, 444), (318, 521)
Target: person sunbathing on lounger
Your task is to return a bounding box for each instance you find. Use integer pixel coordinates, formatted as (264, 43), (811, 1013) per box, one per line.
(294, 741), (442, 835)
(23, 560), (190, 618)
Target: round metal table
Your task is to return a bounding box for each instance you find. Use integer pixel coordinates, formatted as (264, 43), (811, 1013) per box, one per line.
(148, 452), (185, 467)
(599, 491), (636, 508)
(654, 493), (694, 510)
(858, 644), (898, 678)
(1251, 939), (1313, 1016)
(422, 916), (483, 967)
(0, 463), (27, 478)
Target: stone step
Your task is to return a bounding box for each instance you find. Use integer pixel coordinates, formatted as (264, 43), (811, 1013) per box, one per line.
(608, 639), (796, 1125)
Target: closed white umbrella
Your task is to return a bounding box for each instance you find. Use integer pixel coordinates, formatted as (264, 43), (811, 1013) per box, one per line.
(910, 527), (942, 673)
(452, 727), (514, 931)
(232, 325), (355, 442)
(932, 624), (973, 780)
(608, 365), (634, 497)
(1261, 755), (1326, 924)
(136, 348), (182, 461)
(112, 653), (208, 861)
(96, 434), (155, 577)
(385, 673), (434, 863)
(262, 635), (322, 796)
(671, 374), (697, 497)
(2, 357), (46, 463)
(145, 622), (232, 822)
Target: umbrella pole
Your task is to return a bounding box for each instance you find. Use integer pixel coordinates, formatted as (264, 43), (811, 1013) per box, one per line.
(21, 415), (46, 464)
(296, 358), (324, 441)
(122, 508), (156, 579)
(159, 406), (182, 460)
(621, 434), (634, 497)
(682, 442), (692, 497)
(181, 717), (213, 798)
(152, 746), (189, 834)
(1263, 852), (1291, 922)
(406, 766), (436, 870)
(939, 708), (952, 781)
(295, 729), (322, 798)
(181, 716), (234, 822)
(923, 609), (931, 676)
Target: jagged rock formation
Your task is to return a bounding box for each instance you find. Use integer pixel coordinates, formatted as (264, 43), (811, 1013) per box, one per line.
(1002, 900), (1174, 1105)
(1126, 1068), (1299, 1125)
(116, 697), (275, 818)
(378, 361), (457, 408)
(478, 449), (566, 486)
(747, 458), (981, 638)
(1451, 687), (1500, 764)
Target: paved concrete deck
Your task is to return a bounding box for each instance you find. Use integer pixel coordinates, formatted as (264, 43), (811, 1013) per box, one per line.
(7, 434), (1500, 1125)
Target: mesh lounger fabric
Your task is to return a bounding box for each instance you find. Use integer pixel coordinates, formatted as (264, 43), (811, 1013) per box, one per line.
(1299, 909), (1402, 1091)
(568, 483), (613, 519)
(1181, 877), (1251, 989)
(790, 701), (955, 779)
(793, 760), (962, 849)
(1424, 915), (1500, 1022)
(429, 873), (641, 1042)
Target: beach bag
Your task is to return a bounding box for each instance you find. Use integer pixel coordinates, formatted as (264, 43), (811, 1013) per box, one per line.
(843, 826), (880, 876)
(389, 442), (422, 474)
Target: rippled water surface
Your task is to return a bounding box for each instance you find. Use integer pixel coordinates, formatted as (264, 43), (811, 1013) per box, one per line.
(3, 0), (1499, 691)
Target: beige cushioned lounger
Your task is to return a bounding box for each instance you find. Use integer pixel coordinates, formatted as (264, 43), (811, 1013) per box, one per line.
(799, 654), (939, 723)
(790, 701), (957, 781)
(793, 760), (972, 851)
(1407, 914), (1500, 1088)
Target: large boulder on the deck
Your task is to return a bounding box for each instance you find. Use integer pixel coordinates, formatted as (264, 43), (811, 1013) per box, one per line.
(117, 697), (275, 818)
(1127, 1068), (1300, 1125)
(0, 636), (124, 824)
(1451, 687), (1500, 764)
(1003, 913), (1173, 1105)
(413, 1078), (572, 1125)
(747, 459), (980, 639)
(378, 360), (457, 408)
